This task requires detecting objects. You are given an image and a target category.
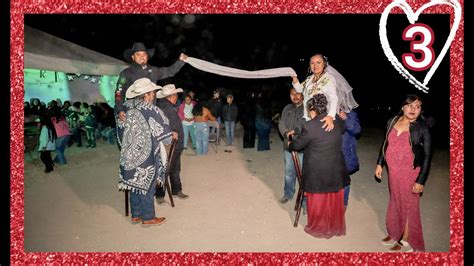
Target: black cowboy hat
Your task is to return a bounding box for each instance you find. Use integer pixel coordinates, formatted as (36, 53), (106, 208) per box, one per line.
(123, 42), (155, 63)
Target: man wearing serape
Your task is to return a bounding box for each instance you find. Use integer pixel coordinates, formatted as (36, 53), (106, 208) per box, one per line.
(117, 78), (175, 227)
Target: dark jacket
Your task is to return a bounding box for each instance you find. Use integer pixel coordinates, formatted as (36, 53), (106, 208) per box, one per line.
(222, 103), (238, 122)
(255, 99), (272, 121)
(208, 97), (223, 118)
(289, 113), (350, 193)
(341, 111), (361, 174)
(157, 98), (184, 151)
(84, 113), (98, 128)
(114, 61), (185, 115)
(102, 105), (116, 128)
(278, 103), (305, 150)
(376, 116), (432, 185)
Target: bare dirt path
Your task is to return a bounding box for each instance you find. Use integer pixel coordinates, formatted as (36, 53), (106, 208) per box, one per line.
(24, 125), (449, 252)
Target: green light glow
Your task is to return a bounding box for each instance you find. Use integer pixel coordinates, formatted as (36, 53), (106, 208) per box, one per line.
(99, 75), (118, 106)
(24, 69), (118, 107)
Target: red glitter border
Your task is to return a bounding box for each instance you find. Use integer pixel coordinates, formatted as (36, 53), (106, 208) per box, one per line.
(10, 0), (464, 264)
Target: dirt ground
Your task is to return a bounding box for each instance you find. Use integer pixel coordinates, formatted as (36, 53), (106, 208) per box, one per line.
(24, 125), (449, 252)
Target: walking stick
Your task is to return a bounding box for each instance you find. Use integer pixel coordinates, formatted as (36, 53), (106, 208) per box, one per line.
(162, 139), (177, 207)
(291, 150), (304, 227)
(125, 189), (129, 216)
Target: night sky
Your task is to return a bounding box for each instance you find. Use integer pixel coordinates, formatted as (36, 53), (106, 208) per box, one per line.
(24, 14), (451, 146)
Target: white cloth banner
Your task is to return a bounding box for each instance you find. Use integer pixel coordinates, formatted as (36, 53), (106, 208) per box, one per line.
(184, 56), (358, 112)
(183, 56), (297, 79)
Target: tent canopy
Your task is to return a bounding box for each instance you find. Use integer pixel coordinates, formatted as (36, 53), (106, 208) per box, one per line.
(24, 25), (129, 76)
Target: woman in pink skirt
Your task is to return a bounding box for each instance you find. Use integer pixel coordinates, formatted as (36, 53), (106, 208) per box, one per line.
(375, 94), (432, 252)
(289, 94), (350, 239)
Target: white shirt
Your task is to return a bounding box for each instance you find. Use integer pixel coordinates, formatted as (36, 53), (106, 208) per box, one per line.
(182, 103), (194, 126)
(293, 72), (338, 121)
(38, 125), (56, 151)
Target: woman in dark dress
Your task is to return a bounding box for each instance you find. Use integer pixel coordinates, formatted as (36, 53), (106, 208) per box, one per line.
(289, 94), (349, 239)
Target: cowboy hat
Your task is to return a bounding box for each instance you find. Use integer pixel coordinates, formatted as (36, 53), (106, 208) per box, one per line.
(123, 42), (155, 63)
(156, 84), (183, 99)
(125, 78), (162, 99)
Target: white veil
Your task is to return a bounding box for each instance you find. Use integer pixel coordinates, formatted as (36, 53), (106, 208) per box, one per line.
(326, 65), (359, 113)
(184, 56), (358, 112)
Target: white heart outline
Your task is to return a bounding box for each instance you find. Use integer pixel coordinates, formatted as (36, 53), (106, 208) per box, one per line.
(379, 0), (461, 93)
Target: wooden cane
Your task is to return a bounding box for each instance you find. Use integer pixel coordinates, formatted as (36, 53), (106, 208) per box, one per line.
(162, 139), (176, 207)
(291, 151), (304, 227)
(125, 189), (129, 216)
(125, 136), (177, 215)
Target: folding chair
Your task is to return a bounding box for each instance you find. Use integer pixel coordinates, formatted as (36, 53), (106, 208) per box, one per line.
(207, 120), (220, 153)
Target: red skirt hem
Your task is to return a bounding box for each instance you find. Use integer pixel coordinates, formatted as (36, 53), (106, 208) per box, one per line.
(304, 189), (346, 239)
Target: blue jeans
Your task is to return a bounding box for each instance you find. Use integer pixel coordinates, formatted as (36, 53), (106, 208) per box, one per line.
(54, 135), (70, 164)
(101, 127), (116, 145)
(283, 150), (303, 199)
(194, 122), (209, 155)
(344, 184), (350, 207)
(224, 121), (235, 145)
(130, 178), (158, 221)
(182, 122), (196, 149)
(96, 122), (105, 139)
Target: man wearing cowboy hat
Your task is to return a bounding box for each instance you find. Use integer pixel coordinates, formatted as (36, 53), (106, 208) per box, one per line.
(155, 84), (190, 203)
(114, 42), (188, 123)
(118, 78), (177, 226)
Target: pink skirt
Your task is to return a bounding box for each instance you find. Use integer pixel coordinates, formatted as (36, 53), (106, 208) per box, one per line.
(304, 189), (346, 239)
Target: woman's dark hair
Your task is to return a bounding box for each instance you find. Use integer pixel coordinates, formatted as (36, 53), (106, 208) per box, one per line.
(402, 94), (423, 106)
(39, 113), (57, 141)
(73, 101), (82, 109)
(49, 100), (58, 108)
(31, 98), (40, 106)
(62, 101), (71, 109)
(49, 106), (64, 123)
(398, 94), (423, 116)
(24, 102), (31, 116)
(307, 94), (328, 115)
(192, 102), (204, 117)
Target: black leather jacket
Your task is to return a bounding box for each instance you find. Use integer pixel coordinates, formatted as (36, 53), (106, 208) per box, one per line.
(377, 116), (432, 185)
(114, 60), (185, 115)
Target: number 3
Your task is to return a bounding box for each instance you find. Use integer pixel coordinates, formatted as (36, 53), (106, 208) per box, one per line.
(402, 23), (435, 71)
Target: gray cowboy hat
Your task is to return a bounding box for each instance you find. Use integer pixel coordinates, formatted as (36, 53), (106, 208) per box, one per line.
(156, 84), (183, 99)
(123, 42), (155, 63)
(126, 78), (162, 99)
